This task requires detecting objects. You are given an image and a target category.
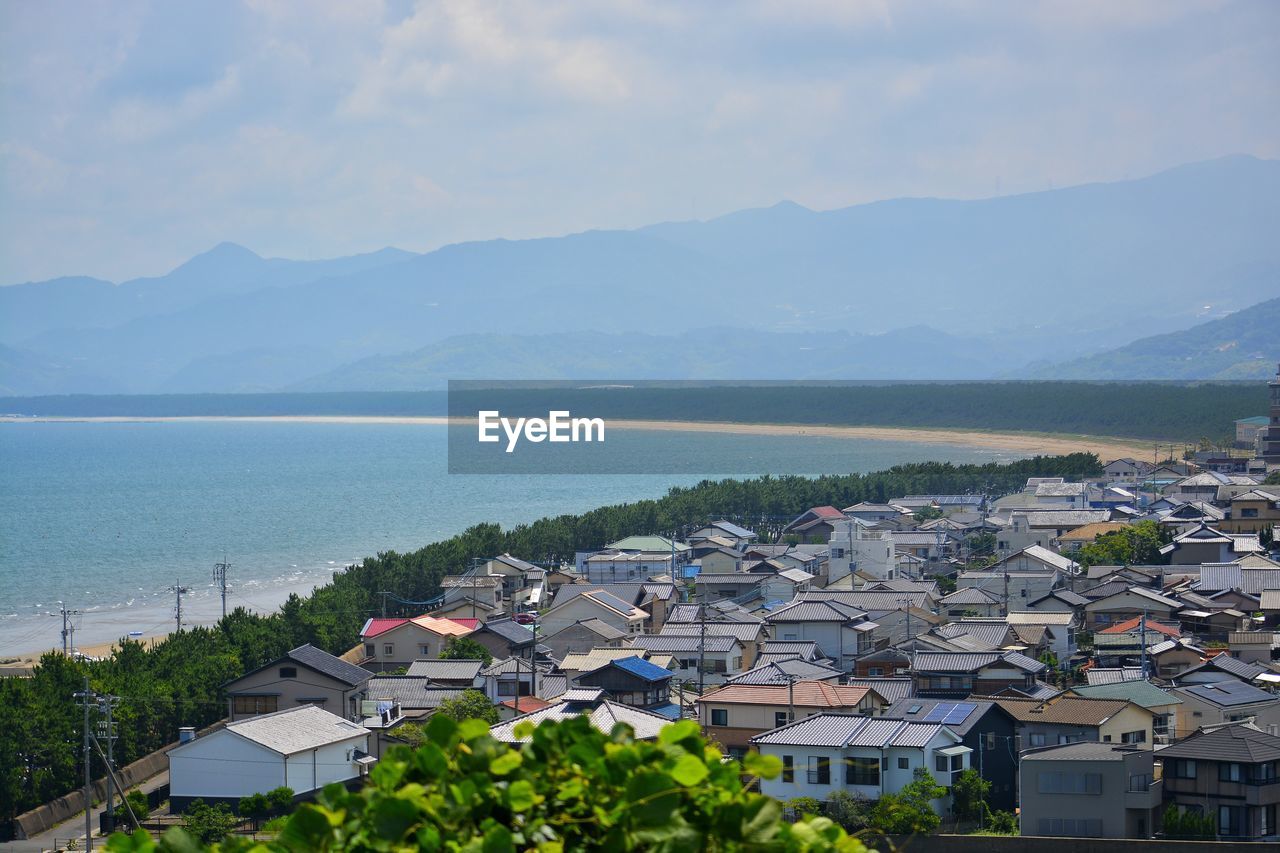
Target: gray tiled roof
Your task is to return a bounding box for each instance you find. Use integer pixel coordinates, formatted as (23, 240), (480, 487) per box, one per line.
(800, 591), (929, 610)
(1083, 667), (1143, 685)
(630, 634), (738, 653)
(660, 622), (766, 642)
(404, 659), (485, 680)
(1176, 680), (1276, 708)
(766, 600), (867, 623)
(282, 643), (373, 687)
(1023, 741), (1136, 762)
(1158, 723), (1280, 763)
(489, 697), (671, 742)
(479, 618), (536, 644)
(725, 659), (843, 685)
(911, 650), (1046, 674)
(845, 678), (913, 704)
(365, 677), (469, 709)
(751, 713), (948, 748)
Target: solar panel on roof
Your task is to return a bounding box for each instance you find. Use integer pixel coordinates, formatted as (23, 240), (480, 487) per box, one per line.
(944, 703), (976, 724)
(922, 703), (954, 723)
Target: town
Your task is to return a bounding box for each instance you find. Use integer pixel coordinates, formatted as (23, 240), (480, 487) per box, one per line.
(9, 366), (1280, 849)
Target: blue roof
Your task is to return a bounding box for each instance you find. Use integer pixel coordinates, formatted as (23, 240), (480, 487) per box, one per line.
(609, 655), (674, 682)
(648, 702), (684, 720)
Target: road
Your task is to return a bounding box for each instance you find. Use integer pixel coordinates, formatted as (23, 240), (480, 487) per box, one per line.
(0, 771), (170, 853)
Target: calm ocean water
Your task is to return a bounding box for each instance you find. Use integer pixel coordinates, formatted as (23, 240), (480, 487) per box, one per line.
(0, 421), (1023, 654)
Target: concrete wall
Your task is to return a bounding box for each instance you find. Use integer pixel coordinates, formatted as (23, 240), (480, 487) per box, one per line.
(15, 720), (227, 839)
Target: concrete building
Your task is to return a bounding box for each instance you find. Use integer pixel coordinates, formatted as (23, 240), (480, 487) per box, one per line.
(1260, 363), (1280, 464)
(1018, 742), (1161, 838)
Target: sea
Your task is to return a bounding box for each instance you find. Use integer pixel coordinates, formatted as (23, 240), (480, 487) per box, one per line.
(0, 420), (1026, 656)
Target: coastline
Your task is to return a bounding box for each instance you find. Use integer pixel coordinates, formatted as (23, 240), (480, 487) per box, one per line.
(0, 414), (1157, 460)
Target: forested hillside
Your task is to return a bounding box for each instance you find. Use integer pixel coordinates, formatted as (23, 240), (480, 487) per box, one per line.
(0, 453), (1100, 828)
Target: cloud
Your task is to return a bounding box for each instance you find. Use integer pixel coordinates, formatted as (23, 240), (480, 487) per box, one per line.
(0, 0), (1276, 282)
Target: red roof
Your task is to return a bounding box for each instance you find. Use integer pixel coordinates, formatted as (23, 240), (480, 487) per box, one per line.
(502, 697), (551, 713)
(449, 618), (481, 631)
(812, 506), (845, 518)
(1098, 617), (1180, 638)
(360, 617), (409, 639)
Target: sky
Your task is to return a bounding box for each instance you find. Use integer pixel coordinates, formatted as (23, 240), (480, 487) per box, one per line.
(2, 0), (1278, 284)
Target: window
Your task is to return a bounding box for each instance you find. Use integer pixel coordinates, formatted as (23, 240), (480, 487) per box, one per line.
(1219, 805), (1243, 837)
(364, 643), (375, 658)
(936, 755), (949, 773)
(1121, 730), (1146, 744)
(710, 708), (728, 727)
(1242, 508), (1259, 518)
(775, 711), (790, 728)
(782, 755), (794, 783)
(1029, 733), (1046, 747)
(807, 757), (831, 785)
(1038, 818), (1102, 837)
(1220, 762), (1244, 783)
(278, 666), (297, 679)
(1037, 772), (1102, 795)
(898, 757), (910, 770)
(985, 733), (996, 751)
(420, 644), (431, 656)
(868, 667), (884, 676)
(383, 643), (394, 657)
(233, 695), (278, 715)
(846, 757), (879, 786)
(1172, 759), (1197, 779)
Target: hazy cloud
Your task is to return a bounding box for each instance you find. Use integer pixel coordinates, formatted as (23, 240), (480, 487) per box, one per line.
(1, 0), (1276, 282)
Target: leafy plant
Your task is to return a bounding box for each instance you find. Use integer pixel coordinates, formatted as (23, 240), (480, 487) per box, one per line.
(825, 790), (871, 833)
(113, 790), (150, 828)
(439, 635), (494, 666)
(866, 769), (946, 835)
(949, 769), (990, 824)
(1163, 806), (1216, 839)
(265, 787), (294, 814)
(236, 793), (267, 818)
(788, 796), (824, 816)
(106, 716), (870, 852)
(434, 688), (500, 724)
(181, 799), (237, 845)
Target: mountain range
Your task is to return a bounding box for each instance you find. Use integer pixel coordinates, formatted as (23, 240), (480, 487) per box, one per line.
(2, 154), (1278, 396)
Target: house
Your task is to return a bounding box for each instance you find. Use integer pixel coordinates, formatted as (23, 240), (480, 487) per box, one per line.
(539, 588), (648, 637)
(687, 520), (758, 549)
(939, 587), (1003, 618)
(883, 698), (1021, 812)
(1230, 631), (1279, 665)
(841, 502), (905, 524)
(896, 495), (986, 516)
(725, 658), (845, 686)
(468, 616), (537, 662)
(1083, 586), (1182, 631)
(1007, 611), (1078, 662)
(582, 550), (676, 583)
(1174, 653), (1272, 687)
(1236, 416), (1272, 449)
(1222, 490), (1280, 535)
(364, 676), (469, 721)
(827, 521), (896, 583)
(692, 545), (744, 574)
(1056, 522), (1131, 553)
(1169, 682), (1280, 738)
(851, 648), (911, 678)
(1069, 680), (1183, 745)
(890, 530), (959, 565)
(1104, 458), (1155, 483)
(1035, 481), (1088, 508)
(437, 574), (505, 617)
(1025, 588), (1090, 613)
(659, 621), (768, 668)
(574, 656), (678, 717)
(558, 647), (652, 681)
(993, 695), (1154, 747)
(168, 705), (372, 812)
(694, 572), (764, 601)
(908, 651), (1047, 699)
(752, 713), (970, 814)
(761, 567), (816, 601)
(763, 600), (877, 670)
(996, 510), (1113, 555)
(541, 617), (629, 661)
(1159, 722), (1280, 840)
(698, 681), (883, 754)
(957, 570), (1059, 609)
(1146, 638), (1207, 680)
(781, 506), (847, 543)
(358, 615), (475, 672)
(223, 643), (372, 721)
(488, 687), (672, 743)
(991, 545), (1078, 575)
(1018, 742), (1161, 839)
(629, 633), (746, 683)
(1159, 522), (1264, 565)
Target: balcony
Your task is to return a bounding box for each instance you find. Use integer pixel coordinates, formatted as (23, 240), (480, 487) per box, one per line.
(1124, 776), (1162, 810)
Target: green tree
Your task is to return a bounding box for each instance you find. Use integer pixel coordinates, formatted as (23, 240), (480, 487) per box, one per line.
(433, 688), (499, 724)
(182, 800), (237, 845)
(950, 768), (990, 824)
(439, 635), (494, 666)
(866, 769), (946, 835)
(113, 790), (150, 829)
(106, 716), (869, 852)
(1163, 806), (1216, 839)
(265, 787), (294, 814)
(825, 790), (871, 833)
(914, 506), (944, 523)
(986, 810), (1018, 835)
(236, 793), (268, 818)
(1076, 520), (1170, 568)
(1264, 471), (1280, 486)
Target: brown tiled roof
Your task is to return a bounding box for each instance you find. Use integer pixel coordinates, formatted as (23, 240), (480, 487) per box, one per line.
(696, 681), (872, 708)
(1099, 617), (1181, 637)
(992, 695), (1136, 726)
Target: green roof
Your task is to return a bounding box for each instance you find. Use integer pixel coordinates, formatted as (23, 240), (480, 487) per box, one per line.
(1237, 416), (1270, 425)
(605, 535), (691, 553)
(1071, 680), (1181, 708)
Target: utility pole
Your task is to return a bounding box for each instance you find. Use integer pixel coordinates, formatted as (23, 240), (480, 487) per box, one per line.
(1139, 610), (1149, 680)
(377, 590), (392, 619)
(97, 695), (119, 834)
(57, 602), (81, 656)
(213, 557), (231, 619)
(74, 678), (95, 852)
(169, 579), (190, 632)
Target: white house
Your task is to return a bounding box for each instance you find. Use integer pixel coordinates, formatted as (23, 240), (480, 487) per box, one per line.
(827, 520), (896, 584)
(168, 705), (372, 811)
(752, 713), (970, 813)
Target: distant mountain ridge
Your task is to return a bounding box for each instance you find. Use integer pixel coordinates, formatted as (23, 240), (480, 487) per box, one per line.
(1026, 295), (1280, 379)
(3, 155), (1279, 394)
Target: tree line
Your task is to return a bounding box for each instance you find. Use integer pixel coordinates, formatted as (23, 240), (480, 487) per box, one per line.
(0, 452), (1099, 829)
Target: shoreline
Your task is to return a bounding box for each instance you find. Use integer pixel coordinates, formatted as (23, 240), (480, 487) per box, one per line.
(0, 414), (1158, 459)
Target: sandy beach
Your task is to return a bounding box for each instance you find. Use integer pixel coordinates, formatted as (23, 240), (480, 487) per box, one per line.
(0, 414), (1159, 460)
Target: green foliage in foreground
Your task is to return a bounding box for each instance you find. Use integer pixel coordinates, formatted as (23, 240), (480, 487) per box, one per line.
(2, 453), (1099, 825)
(106, 716), (870, 852)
